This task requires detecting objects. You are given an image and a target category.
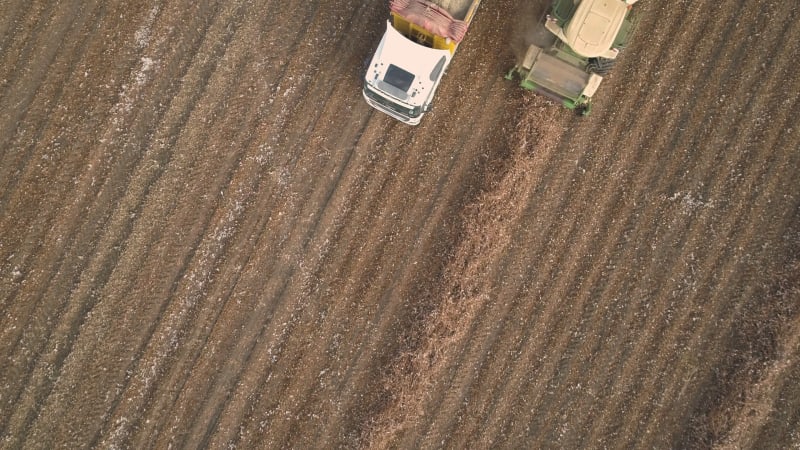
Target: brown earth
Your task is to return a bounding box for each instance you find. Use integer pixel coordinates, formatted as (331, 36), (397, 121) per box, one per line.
(1, 0), (799, 448)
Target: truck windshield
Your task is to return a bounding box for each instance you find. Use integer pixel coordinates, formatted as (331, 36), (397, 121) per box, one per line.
(384, 64), (415, 92)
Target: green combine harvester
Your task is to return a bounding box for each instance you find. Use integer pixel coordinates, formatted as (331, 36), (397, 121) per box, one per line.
(506, 0), (638, 115)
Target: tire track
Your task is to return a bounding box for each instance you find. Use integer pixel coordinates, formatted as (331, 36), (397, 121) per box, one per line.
(158, 5), (383, 449)
(164, 3), (376, 446)
(210, 120), (397, 448)
(148, 0), (412, 442)
(191, 31), (418, 450)
(206, 112), (383, 449)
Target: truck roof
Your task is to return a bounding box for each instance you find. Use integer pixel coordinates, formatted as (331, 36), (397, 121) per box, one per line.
(364, 21), (451, 108)
(563, 0), (629, 58)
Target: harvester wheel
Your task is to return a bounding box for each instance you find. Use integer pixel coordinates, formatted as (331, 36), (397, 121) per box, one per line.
(587, 57), (615, 76)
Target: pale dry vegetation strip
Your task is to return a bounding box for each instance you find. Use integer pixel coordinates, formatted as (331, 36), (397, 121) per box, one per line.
(365, 0), (685, 445)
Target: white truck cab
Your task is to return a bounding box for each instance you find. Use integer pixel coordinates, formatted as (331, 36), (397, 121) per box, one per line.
(362, 0), (481, 125)
(362, 21), (452, 125)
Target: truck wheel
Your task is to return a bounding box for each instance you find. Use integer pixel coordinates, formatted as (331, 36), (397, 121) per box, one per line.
(587, 57), (615, 76)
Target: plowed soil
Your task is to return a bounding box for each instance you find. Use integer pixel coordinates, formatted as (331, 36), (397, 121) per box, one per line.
(1, 0), (799, 448)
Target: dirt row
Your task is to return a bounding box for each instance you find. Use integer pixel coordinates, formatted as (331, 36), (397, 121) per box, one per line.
(1, 0), (798, 448)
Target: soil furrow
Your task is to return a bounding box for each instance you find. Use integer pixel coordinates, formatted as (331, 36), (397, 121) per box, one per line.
(631, 77), (800, 450)
(3, 2), (272, 446)
(88, 3), (296, 447)
(581, 16), (799, 446)
(534, 0), (782, 441)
